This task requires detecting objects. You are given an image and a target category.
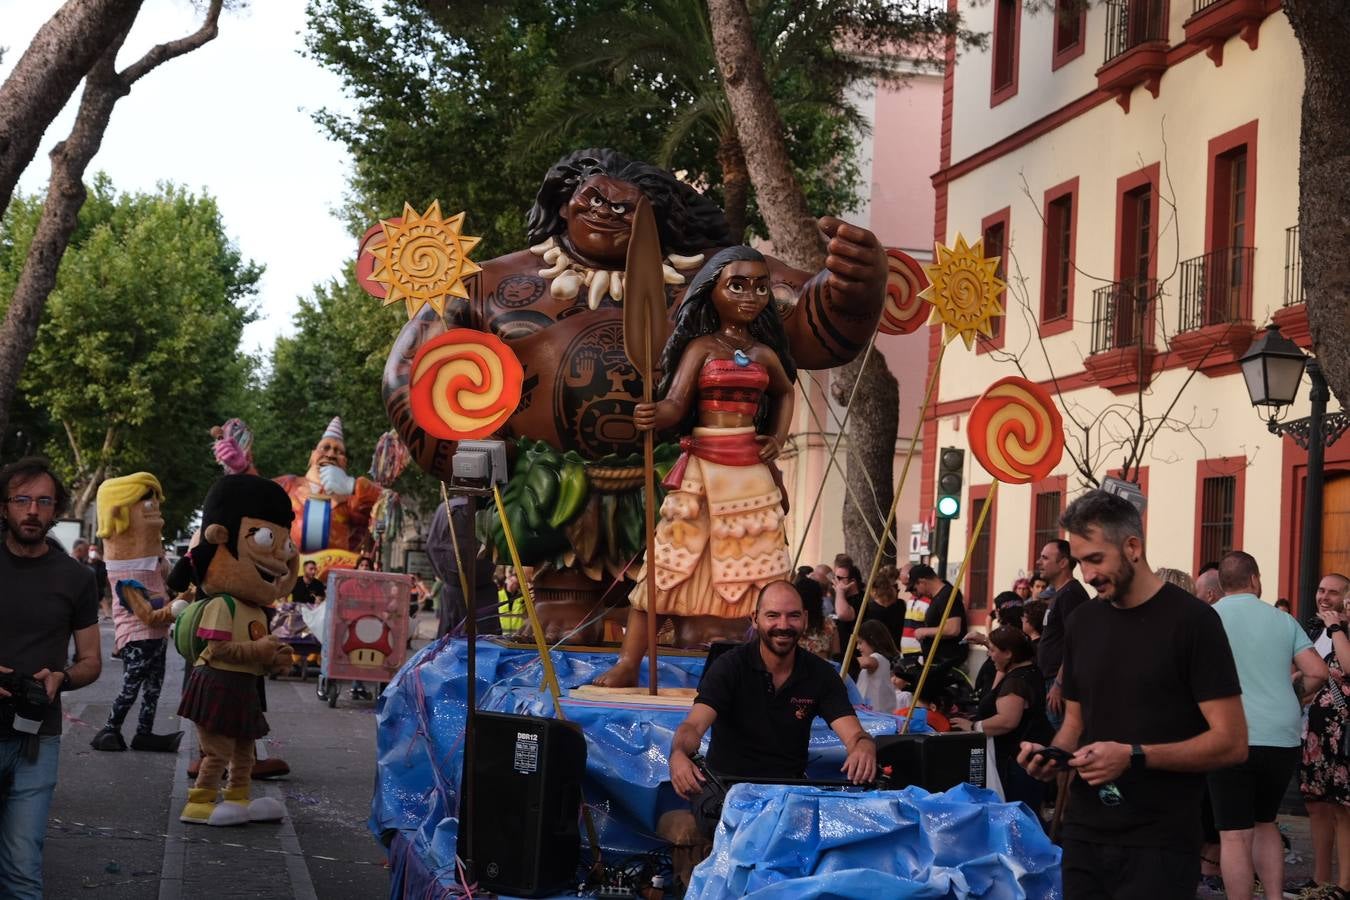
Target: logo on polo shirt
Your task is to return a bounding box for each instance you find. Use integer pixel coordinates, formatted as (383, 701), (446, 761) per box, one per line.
(790, 697), (815, 720)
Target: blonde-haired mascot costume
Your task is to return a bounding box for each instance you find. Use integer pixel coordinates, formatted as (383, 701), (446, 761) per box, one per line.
(173, 475), (298, 826)
(90, 472), (186, 752)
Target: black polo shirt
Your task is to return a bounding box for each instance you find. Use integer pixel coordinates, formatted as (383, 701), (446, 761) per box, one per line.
(695, 640), (855, 779)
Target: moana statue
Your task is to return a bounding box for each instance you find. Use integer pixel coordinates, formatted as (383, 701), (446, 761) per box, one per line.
(375, 148), (886, 642)
(596, 247), (795, 686)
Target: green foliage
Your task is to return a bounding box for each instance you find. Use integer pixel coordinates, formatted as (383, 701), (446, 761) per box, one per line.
(245, 265), (444, 519)
(304, 0), (675, 256)
(0, 175), (260, 532)
(302, 0), (955, 249)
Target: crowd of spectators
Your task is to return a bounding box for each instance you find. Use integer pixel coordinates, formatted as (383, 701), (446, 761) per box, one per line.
(795, 491), (1350, 900)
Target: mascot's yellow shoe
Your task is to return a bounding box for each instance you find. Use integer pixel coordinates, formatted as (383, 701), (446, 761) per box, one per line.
(207, 787), (251, 827)
(180, 787), (217, 825)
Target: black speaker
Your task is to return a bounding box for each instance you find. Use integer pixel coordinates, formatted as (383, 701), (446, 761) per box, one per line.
(876, 730), (988, 793)
(458, 711), (587, 897)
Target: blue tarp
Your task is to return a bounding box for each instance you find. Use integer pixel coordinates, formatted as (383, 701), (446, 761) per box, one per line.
(365, 638), (1066, 898)
(686, 783), (1061, 899)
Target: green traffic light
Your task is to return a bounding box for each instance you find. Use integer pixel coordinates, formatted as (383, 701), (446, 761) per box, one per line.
(936, 495), (960, 518)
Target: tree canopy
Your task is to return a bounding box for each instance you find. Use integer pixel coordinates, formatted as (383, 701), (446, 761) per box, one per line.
(301, 0), (904, 251)
(0, 175), (259, 532)
(248, 269), (405, 486)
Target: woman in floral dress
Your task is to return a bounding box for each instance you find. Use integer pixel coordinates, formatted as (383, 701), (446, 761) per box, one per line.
(1300, 601), (1350, 896)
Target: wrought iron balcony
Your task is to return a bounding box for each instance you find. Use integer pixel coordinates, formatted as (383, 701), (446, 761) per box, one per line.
(1179, 246), (1255, 332)
(1091, 278), (1156, 355)
(1104, 0), (1167, 64)
(1285, 226), (1302, 307)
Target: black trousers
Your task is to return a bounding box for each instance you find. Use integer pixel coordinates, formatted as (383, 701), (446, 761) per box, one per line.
(1061, 838), (1200, 900)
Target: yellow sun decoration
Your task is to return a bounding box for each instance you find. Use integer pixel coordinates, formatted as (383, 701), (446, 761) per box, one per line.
(367, 200), (483, 319)
(919, 233), (1007, 350)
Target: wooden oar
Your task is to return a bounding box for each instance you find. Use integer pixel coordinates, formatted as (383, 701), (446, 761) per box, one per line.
(623, 196), (666, 696)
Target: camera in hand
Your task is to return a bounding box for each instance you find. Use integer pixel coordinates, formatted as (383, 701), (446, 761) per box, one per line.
(0, 671), (51, 735)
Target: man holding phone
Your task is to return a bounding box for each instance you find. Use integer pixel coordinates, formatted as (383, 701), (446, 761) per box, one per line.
(1017, 491), (1245, 899)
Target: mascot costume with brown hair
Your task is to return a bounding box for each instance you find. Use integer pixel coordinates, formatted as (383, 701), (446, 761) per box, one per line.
(172, 475), (298, 826)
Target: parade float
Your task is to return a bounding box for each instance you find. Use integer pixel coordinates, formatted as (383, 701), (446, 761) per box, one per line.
(359, 149), (1063, 897)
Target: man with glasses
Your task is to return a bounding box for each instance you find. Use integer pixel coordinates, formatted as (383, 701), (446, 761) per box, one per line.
(1018, 490), (1246, 899)
(0, 457), (101, 899)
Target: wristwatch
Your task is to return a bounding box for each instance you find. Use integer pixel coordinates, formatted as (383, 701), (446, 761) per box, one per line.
(59, 667), (74, 692)
(1130, 743), (1146, 773)
(1329, 623), (1345, 636)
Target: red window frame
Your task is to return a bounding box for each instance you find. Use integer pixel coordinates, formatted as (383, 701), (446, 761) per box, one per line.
(1039, 177), (1078, 337)
(966, 483), (998, 616)
(1110, 163), (1161, 347)
(1028, 475), (1067, 570)
(1193, 456), (1246, 576)
(991, 0), (1021, 106)
(978, 206), (1011, 354)
(1204, 121), (1259, 319)
(1052, 0), (1087, 69)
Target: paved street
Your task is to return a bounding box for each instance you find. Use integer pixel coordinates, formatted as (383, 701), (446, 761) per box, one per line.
(42, 619), (391, 899)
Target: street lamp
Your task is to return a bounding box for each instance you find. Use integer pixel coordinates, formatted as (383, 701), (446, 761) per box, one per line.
(1240, 323), (1350, 615)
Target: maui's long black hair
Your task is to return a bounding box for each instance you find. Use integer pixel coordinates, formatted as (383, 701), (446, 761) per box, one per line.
(658, 246), (797, 435)
(526, 148), (731, 255)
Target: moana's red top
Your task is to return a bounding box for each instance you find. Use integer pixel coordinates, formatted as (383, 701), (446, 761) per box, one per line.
(698, 358), (768, 417)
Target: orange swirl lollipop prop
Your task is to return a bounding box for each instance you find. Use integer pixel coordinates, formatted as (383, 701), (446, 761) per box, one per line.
(968, 376), (1065, 484)
(879, 248), (930, 335)
(409, 328), (524, 440)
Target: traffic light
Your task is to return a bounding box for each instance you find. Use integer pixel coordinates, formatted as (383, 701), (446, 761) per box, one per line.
(936, 447), (964, 519)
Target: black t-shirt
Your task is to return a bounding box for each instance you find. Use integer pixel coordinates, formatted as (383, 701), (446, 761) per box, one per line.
(976, 663), (1052, 765)
(922, 582), (967, 667)
(696, 640), (855, 779)
(1060, 582), (1241, 849)
(1037, 578), (1090, 678)
(291, 575), (326, 605)
(0, 540), (100, 736)
(861, 598), (906, 651)
(832, 586), (863, 661)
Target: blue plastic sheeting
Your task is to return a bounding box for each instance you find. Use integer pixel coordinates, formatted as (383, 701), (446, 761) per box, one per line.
(370, 637), (921, 892)
(686, 783), (1061, 899)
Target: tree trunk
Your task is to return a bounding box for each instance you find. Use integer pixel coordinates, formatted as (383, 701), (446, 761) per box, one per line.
(706, 0), (821, 271)
(830, 350), (899, 572)
(0, 0), (143, 220)
(708, 0), (897, 572)
(0, 1), (221, 440)
(1284, 2), (1350, 407)
(716, 130), (750, 244)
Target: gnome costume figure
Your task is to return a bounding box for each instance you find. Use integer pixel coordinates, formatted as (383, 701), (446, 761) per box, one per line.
(272, 417), (383, 564)
(175, 475), (299, 826)
(89, 472), (186, 752)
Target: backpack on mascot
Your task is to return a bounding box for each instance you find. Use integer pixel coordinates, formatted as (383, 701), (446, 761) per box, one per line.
(171, 595), (236, 663)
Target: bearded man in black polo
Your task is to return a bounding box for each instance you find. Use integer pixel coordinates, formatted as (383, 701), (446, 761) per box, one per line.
(668, 581), (876, 797)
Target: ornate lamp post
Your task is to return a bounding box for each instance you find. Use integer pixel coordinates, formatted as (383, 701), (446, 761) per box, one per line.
(1240, 324), (1350, 612)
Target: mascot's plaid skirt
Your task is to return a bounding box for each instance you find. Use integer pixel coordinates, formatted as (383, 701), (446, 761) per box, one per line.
(177, 665), (269, 740)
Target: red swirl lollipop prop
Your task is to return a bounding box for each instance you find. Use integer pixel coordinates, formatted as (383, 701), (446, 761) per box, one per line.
(879, 248), (929, 336)
(968, 377), (1065, 484)
(409, 329), (524, 440)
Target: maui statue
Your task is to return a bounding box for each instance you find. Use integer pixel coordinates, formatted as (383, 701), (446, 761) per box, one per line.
(371, 148), (886, 653)
(598, 246), (796, 686)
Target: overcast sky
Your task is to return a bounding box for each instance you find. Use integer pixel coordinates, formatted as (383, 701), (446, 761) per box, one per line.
(1, 0), (357, 356)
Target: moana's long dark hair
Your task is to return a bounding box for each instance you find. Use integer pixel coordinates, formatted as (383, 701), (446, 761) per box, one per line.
(526, 148), (731, 255)
(658, 246), (797, 435)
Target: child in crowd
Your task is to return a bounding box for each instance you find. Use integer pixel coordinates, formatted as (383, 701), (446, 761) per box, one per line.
(855, 620), (899, 711)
